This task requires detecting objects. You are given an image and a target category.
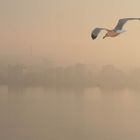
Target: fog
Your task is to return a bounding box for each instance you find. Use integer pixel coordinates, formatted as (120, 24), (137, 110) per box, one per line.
(2, 1), (140, 140)
(0, 57), (139, 91)
(1, 0), (140, 70)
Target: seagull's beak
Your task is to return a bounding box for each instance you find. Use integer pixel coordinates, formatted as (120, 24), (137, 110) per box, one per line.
(103, 35), (106, 39)
(103, 33), (108, 39)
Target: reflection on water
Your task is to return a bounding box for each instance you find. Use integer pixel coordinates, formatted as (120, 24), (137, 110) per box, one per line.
(1, 86), (140, 140)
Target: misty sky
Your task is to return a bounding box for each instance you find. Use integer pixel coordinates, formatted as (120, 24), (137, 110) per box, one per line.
(1, 0), (140, 67)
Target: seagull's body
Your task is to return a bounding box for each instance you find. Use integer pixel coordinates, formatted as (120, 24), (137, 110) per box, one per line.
(91, 18), (140, 40)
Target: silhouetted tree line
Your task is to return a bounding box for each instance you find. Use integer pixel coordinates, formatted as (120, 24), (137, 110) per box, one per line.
(1, 62), (140, 89)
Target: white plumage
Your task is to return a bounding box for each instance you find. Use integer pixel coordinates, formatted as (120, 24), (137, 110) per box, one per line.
(91, 18), (140, 40)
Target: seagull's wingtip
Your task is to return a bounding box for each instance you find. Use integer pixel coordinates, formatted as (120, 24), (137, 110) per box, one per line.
(91, 34), (97, 40)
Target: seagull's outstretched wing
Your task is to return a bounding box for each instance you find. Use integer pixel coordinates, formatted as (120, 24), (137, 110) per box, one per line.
(113, 18), (140, 31)
(91, 28), (108, 40)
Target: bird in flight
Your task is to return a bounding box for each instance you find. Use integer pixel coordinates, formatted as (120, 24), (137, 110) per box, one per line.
(91, 18), (140, 40)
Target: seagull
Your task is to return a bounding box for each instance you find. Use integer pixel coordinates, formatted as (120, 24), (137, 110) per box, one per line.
(91, 18), (140, 40)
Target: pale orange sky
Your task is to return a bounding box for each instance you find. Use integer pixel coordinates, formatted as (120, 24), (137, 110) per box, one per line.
(1, 0), (140, 68)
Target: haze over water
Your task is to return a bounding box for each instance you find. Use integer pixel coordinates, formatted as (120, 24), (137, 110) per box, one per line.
(1, 0), (140, 139)
(1, 86), (140, 140)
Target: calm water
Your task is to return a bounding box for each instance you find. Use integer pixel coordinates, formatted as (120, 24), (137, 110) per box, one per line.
(1, 86), (140, 140)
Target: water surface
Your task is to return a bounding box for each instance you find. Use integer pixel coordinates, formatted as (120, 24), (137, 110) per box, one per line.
(1, 86), (140, 140)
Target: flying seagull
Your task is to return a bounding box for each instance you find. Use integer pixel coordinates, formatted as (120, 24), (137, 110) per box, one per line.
(91, 18), (140, 40)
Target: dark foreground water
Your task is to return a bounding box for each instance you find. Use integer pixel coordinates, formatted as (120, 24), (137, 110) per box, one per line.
(1, 86), (140, 140)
